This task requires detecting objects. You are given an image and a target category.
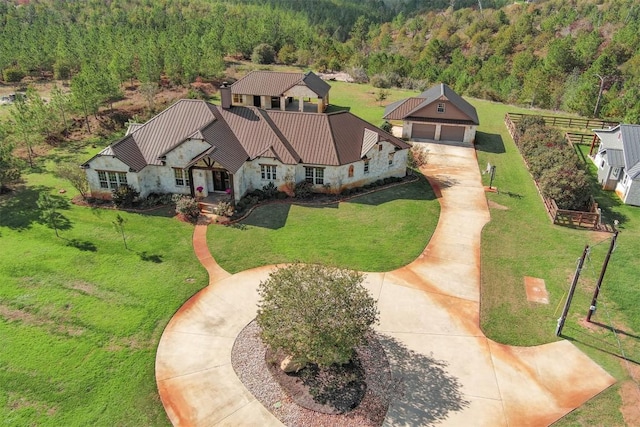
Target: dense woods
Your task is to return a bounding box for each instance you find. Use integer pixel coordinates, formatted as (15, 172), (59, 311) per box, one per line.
(0, 0), (639, 123)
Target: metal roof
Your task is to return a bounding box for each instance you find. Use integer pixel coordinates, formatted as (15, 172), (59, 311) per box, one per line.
(595, 124), (640, 179)
(383, 83), (479, 125)
(230, 71), (330, 98)
(86, 100), (409, 174)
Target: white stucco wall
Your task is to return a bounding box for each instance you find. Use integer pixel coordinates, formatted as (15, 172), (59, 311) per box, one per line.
(85, 155), (135, 199)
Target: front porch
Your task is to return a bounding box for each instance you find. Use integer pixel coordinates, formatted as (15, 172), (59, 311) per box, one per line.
(197, 192), (233, 214)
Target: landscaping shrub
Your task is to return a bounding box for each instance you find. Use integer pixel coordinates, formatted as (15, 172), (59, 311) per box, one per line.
(294, 181), (314, 199)
(262, 182), (278, 199)
(2, 66), (25, 83)
(408, 144), (429, 169)
(213, 200), (234, 217)
(173, 195), (200, 222)
(515, 115), (546, 135)
(528, 146), (580, 181)
(111, 185), (139, 208)
(380, 121), (392, 132)
(539, 166), (592, 211)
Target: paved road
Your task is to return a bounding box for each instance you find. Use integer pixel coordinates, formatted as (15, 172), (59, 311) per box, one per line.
(156, 141), (615, 426)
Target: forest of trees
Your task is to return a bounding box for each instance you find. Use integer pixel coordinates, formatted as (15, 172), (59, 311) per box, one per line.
(0, 0), (639, 123)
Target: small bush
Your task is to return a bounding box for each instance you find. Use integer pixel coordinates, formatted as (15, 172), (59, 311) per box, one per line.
(174, 195), (200, 222)
(294, 181), (313, 199)
(408, 145), (429, 169)
(262, 182), (278, 199)
(2, 67), (25, 83)
(212, 200), (234, 217)
(380, 121), (392, 133)
(112, 185), (139, 208)
(251, 43), (276, 64)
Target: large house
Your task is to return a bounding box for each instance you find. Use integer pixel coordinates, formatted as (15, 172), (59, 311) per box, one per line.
(592, 124), (640, 206)
(82, 85), (409, 203)
(384, 83), (479, 143)
(229, 70), (330, 113)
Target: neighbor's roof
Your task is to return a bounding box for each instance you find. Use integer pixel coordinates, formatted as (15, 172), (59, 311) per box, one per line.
(594, 124), (640, 179)
(383, 83), (479, 125)
(84, 99), (408, 173)
(231, 70), (331, 98)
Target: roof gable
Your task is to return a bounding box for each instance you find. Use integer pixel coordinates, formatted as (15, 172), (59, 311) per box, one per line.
(595, 124), (640, 178)
(383, 83), (479, 125)
(231, 70), (330, 98)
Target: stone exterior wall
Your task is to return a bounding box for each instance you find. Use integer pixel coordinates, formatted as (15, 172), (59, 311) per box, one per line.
(85, 155), (135, 200)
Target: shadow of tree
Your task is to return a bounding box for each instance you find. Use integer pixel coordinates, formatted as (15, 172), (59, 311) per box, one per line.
(475, 131), (506, 154)
(240, 203), (291, 230)
(37, 193), (73, 233)
(65, 238), (97, 252)
(138, 251), (163, 263)
(0, 185), (50, 230)
(379, 335), (470, 426)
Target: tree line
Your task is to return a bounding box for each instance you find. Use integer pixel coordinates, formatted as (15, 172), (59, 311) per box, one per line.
(1, 0), (639, 124)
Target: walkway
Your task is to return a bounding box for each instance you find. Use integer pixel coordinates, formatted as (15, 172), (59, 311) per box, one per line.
(156, 141), (615, 426)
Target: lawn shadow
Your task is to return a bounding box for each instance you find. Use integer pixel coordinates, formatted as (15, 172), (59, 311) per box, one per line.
(561, 325), (640, 365)
(0, 185), (52, 230)
(325, 104), (351, 113)
(589, 320), (640, 341)
(240, 203), (291, 230)
(474, 131), (506, 154)
(138, 251), (163, 263)
(379, 335), (470, 426)
(347, 176), (436, 206)
(65, 238), (97, 252)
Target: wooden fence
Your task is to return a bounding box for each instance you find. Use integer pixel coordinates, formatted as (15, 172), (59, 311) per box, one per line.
(507, 112), (618, 130)
(566, 132), (595, 146)
(504, 113), (601, 230)
(544, 197), (600, 229)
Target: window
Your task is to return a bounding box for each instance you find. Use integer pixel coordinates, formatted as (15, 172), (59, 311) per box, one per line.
(97, 170), (127, 189)
(437, 103), (445, 113)
(622, 172), (630, 186)
(388, 153), (395, 166)
(174, 168), (190, 187)
(304, 166), (324, 185)
(348, 165), (354, 178)
(364, 159), (370, 174)
(378, 144), (383, 151)
(232, 94), (242, 104)
(260, 164), (277, 180)
(612, 167), (620, 179)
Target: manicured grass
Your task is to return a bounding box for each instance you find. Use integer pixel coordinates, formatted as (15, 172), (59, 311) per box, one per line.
(472, 99), (639, 425)
(208, 176), (440, 274)
(0, 155), (206, 425)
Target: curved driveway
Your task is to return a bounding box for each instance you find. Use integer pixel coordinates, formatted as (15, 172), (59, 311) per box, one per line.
(156, 141), (615, 426)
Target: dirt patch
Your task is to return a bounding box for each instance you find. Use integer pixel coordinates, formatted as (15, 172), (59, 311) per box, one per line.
(619, 374), (640, 426)
(524, 276), (549, 304)
(488, 200), (509, 210)
(0, 303), (85, 336)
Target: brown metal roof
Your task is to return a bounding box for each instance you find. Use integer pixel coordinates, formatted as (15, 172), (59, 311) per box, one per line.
(87, 100), (408, 174)
(230, 71), (330, 98)
(383, 83), (479, 125)
(266, 110), (409, 166)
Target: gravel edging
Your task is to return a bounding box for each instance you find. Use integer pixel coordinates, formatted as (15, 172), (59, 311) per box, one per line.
(231, 320), (392, 427)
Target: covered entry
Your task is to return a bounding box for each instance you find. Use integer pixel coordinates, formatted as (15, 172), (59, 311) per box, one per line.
(209, 170), (231, 192)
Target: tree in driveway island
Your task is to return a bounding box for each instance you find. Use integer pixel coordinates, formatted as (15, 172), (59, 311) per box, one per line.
(256, 263), (379, 371)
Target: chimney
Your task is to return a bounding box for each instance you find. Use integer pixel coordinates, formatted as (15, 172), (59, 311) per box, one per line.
(220, 82), (232, 109)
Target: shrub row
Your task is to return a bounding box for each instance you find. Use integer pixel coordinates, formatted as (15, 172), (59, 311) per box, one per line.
(514, 116), (592, 211)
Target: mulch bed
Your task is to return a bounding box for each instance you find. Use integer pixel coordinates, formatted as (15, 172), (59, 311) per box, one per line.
(231, 321), (392, 427)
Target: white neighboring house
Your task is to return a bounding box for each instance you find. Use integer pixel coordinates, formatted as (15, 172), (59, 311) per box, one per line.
(593, 124), (640, 206)
(82, 95), (410, 203)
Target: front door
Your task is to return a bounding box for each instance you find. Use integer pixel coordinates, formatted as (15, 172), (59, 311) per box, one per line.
(253, 95), (261, 107)
(212, 170), (230, 191)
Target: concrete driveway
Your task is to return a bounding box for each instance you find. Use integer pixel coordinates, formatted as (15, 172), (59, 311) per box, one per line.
(156, 141), (615, 426)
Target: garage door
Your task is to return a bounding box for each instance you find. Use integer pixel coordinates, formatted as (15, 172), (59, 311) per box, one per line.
(440, 125), (465, 142)
(411, 123), (436, 140)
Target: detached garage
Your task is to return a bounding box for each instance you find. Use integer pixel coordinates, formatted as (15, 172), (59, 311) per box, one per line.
(384, 83), (479, 144)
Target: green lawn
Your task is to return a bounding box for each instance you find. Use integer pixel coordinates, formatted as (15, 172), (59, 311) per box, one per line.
(472, 100), (639, 426)
(207, 176), (440, 274)
(2, 79), (638, 426)
(0, 155), (206, 426)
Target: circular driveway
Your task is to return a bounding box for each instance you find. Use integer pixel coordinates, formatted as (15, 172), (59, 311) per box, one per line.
(156, 142), (615, 426)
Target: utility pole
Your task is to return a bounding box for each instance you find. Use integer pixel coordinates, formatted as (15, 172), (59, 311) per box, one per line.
(556, 245), (589, 336)
(587, 231), (619, 322)
(593, 74), (606, 118)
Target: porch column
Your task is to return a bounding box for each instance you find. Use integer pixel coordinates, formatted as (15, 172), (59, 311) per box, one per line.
(280, 96), (286, 111)
(299, 96), (304, 112)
